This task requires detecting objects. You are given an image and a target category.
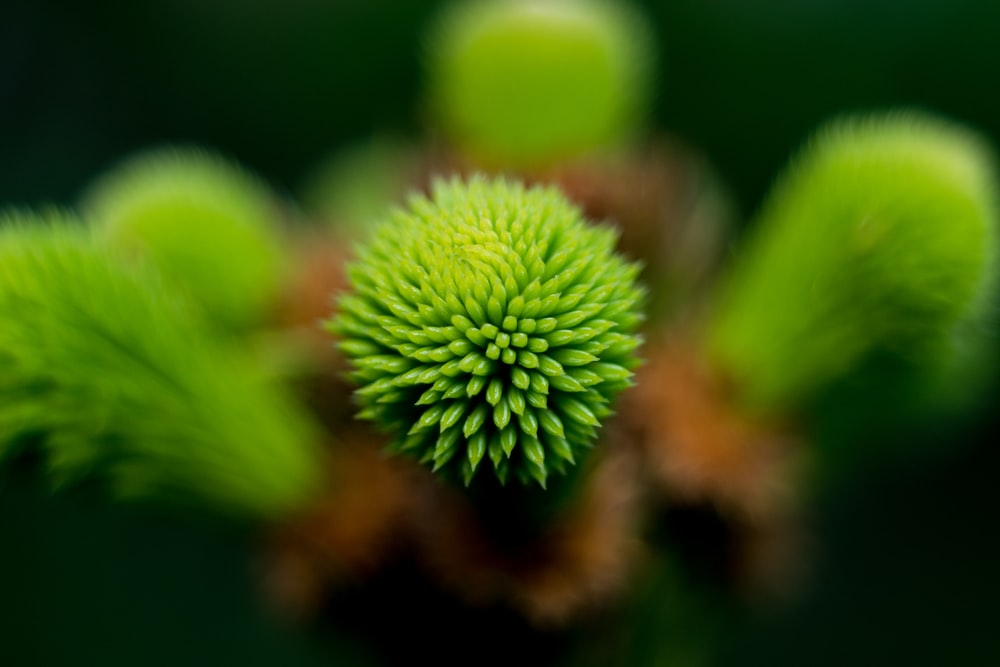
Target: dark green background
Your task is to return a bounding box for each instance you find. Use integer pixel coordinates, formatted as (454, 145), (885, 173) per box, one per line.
(2, 0), (999, 664)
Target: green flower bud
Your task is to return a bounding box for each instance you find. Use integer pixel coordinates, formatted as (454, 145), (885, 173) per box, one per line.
(300, 138), (419, 235)
(82, 147), (286, 330)
(332, 176), (644, 487)
(425, 0), (654, 168)
(708, 112), (998, 413)
(0, 215), (318, 517)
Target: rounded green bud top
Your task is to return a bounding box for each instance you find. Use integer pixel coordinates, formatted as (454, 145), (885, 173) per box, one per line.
(425, 0), (654, 168)
(332, 176), (645, 487)
(708, 112), (998, 413)
(82, 147), (286, 330)
(0, 215), (319, 517)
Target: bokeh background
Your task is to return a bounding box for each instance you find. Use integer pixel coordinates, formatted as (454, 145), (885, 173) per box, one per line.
(2, 0), (999, 664)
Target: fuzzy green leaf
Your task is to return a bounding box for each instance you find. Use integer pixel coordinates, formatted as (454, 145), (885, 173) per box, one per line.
(709, 112), (999, 414)
(0, 218), (318, 517)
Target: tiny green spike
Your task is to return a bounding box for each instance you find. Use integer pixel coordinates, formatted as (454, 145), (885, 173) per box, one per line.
(588, 362), (633, 382)
(550, 373), (586, 393)
(551, 348), (600, 367)
(511, 366), (531, 390)
(527, 337), (549, 354)
(440, 400), (467, 432)
(568, 368), (604, 387)
(473, 356), (495, 376)
(496, 458), (510, 486)
(500, 425), (518, 458)
(522, 435), (546, 467)
(418, 447), (436, 466)
(508, 387), (527, 416)
(467, 374), (488, 397)
(417, 389), (441, 405)
(529, 372), (550, 394)
(452, 314), (475, 331)
(443, 381), (467, 400)
(537, 355), (565, 377)
(547, 330), (575, 347)
(401, 431), (428, 452)
(559, 396), (601, 427)
(449, 338), (474, 356)
(539, 410), (566, 439)
(550, 458), (568, 477)
(516, 349), (539, 368)
(555, 309), (590, 330)
(331, 176), (644, 486)
(409, 403), (446, 434)
(493, 398), (512, 430)
(340, 339), (381, 357)
(463, 403), (489, 438)
(432, 429), (461, 471)
(432, 377), (454, 393)
(488, 433), (505, 470)
(467, 430), (488, 471)
(461, 456), (477, 487)
(486, 377), (505, 405)
(550, 436), (576, 464)
(519, 408), (539, 438)
(440, 424), (463, 451)
(458, 351), (482, 372)
(536, 318), (558, 334)
(487, 296), (503, 323)
(525, 459), (548, 489)
(465, 297), (487, 326)
(527, 391), (548, 410)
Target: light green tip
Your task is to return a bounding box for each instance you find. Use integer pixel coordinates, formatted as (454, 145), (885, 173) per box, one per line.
(425, 0), (654, 168)
(708, 111), (999, 413)
(332, 176), (645, 487)
(82, 147), (286, 330)
(0, 215), (319, 517)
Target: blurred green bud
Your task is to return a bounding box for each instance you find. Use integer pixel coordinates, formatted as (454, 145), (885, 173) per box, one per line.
(300, 138), (420, 235)
(332, 176), (645, 487)
(708, 112), (998, 413)
(83, 147), (286, 330)
(426, 0), (654, 168)
(0, 216), (319, 517)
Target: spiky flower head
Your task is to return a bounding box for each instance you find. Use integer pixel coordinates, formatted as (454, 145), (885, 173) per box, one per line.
(0, 215), (318, 517)
(708, 112), (998, 413)
(332, 177), (644, 487)
(425, 0), (654, 168)
(82, 147), (286, 330)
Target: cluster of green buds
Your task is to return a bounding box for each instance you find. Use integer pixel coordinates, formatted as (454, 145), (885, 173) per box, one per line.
(333, 177), (645, 486)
